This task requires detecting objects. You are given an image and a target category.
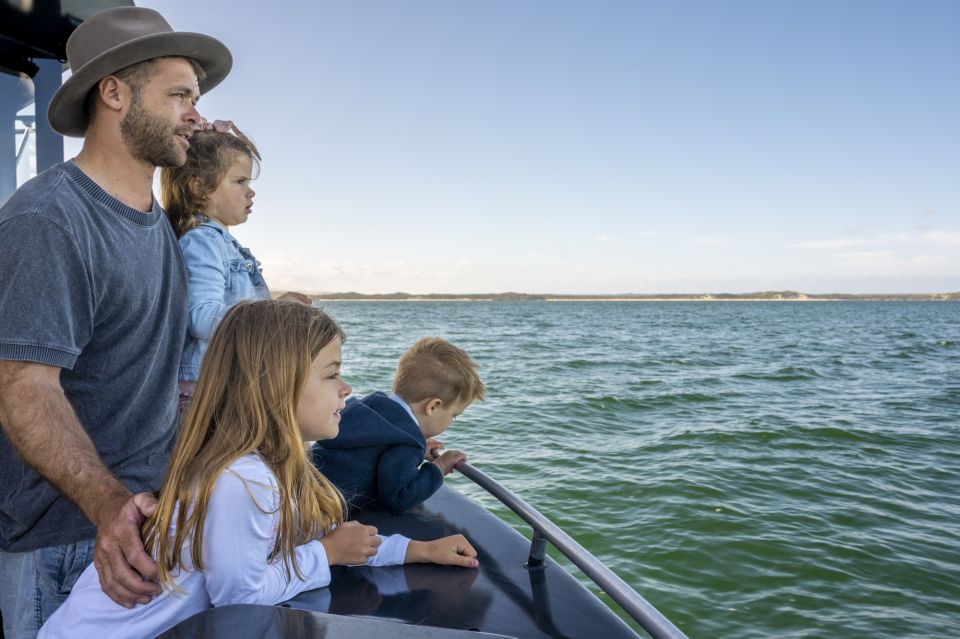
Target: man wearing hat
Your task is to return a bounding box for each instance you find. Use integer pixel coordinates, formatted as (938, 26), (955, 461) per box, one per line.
(0, 7), (231, 636)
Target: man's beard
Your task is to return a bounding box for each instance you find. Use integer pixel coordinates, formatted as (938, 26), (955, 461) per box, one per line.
(119, 91), (186, 168)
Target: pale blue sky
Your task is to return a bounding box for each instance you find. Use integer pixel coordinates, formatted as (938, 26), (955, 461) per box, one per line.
(65, 1), (960, 294)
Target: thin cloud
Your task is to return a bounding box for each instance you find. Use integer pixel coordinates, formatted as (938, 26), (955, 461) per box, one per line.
(834, 250), (897, 261)
(912, 255), (949, 264)
(920, 230), (960, 246)
(792, 238), (865, 249)
(689, 236), (729, 247)
(793, 230), (960, 250)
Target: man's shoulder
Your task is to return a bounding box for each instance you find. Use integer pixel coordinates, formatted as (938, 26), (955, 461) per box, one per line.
(0, 163), (77, 226)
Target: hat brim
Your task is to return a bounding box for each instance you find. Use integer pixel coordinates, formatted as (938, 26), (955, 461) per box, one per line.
(48, 31), (232, 137)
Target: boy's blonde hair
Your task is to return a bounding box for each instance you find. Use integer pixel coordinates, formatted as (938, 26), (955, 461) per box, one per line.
(159, 127), (261, 238)
(143, 301), (345, 591)
(392, 337), (485, 406)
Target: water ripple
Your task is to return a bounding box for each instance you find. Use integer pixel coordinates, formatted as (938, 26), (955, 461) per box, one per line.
(322, 301), (960, 638)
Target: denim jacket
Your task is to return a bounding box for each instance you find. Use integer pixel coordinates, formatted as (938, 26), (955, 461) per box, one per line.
(178, 218), (271, 380)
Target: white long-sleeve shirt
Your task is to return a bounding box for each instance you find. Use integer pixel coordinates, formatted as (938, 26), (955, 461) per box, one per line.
(40, 454), (409, 639)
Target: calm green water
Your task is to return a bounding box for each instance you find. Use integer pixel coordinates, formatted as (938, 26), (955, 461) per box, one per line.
(320, 301), (960, 638)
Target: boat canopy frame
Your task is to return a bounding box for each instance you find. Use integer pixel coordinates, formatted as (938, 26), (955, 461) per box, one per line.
(453, 461), (688, 639)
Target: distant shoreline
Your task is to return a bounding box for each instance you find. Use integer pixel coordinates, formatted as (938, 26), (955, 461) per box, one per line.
(274, 291), (960, 302)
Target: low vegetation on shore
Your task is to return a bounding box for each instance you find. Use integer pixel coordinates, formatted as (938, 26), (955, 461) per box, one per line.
(272, 290), (960, 302)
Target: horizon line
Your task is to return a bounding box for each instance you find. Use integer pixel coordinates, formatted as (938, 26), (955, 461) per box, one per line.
(272, 290), (960, 300)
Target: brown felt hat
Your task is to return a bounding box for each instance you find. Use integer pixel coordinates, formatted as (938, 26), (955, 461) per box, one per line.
(48, 7), (232, 137)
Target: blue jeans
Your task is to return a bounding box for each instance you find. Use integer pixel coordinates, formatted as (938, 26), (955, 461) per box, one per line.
(0, 538), (95, 639)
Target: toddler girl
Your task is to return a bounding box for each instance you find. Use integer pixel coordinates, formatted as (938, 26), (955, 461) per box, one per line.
(160, 123), (310, 398)
(40, 301), (477, 638)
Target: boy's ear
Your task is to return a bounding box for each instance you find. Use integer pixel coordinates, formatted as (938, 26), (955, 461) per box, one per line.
(424, 398), (443, 415)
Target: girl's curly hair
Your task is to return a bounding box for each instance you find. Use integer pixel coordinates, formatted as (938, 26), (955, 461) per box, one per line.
(160, 127), (261, 238)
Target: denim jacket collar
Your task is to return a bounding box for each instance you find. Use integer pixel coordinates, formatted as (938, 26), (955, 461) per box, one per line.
(195, 216), (261, 266)
(196, 215), (235, 240)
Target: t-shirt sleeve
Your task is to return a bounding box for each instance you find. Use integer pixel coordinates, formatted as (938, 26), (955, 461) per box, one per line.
(0, 215), (92, 369)
(202, 463), (333, 606)
(179, 230), (228, 340)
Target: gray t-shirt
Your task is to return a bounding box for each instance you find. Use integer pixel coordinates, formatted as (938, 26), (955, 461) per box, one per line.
(0, 161), (188, 552)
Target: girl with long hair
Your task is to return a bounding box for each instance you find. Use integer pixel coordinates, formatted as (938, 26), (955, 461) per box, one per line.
(40, 301), (478, 638)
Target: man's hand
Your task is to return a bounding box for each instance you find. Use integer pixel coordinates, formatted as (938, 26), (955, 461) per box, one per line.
(0, 361), (162, 606)
(320, 521), (381, 565)
(433, 449), (467, 476)
(93, 491), (161, 607)
(197, 118), (235, 133)
(277, 291), (313, 305)
(406, 534), (478, 568)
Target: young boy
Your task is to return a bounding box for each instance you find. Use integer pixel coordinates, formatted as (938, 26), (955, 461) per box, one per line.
(312, 337), (484, 513)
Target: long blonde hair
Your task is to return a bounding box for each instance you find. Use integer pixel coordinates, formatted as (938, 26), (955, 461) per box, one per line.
(144, 300), (346, 589)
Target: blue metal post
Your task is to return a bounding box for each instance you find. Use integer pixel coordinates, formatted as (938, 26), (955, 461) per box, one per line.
(33, 58), (64, 173)
(0, 73), (29, 205)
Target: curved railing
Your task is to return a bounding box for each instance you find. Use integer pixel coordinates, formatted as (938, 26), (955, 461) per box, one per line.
(453, 461), (689, 639)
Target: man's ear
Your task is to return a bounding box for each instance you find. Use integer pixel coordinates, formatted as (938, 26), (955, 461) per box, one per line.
(95, 76), (127, 115)
(424, 398), (443, 415)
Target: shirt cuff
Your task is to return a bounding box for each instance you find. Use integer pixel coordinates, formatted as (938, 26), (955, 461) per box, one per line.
(367, 534), (410, 567)
(0, 342), (79, 369)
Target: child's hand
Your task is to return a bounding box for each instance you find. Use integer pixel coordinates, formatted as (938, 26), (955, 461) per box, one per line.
(405, 534), (479, 568)
(319, 521), (381, 566)
(433, 449), (467, 476)
(424, 438), (444, 461)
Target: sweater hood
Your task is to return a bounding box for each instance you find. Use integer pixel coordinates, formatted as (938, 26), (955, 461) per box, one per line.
(322, 392), (425, 449)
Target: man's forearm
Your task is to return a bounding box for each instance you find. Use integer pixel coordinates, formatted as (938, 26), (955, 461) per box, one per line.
(0, 362), (129, 526)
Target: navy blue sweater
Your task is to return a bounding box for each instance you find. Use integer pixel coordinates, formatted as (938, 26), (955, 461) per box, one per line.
(310, 392), (443, 513)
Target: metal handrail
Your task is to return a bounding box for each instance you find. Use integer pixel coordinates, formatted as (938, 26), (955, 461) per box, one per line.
(453, 460), (688, 639)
